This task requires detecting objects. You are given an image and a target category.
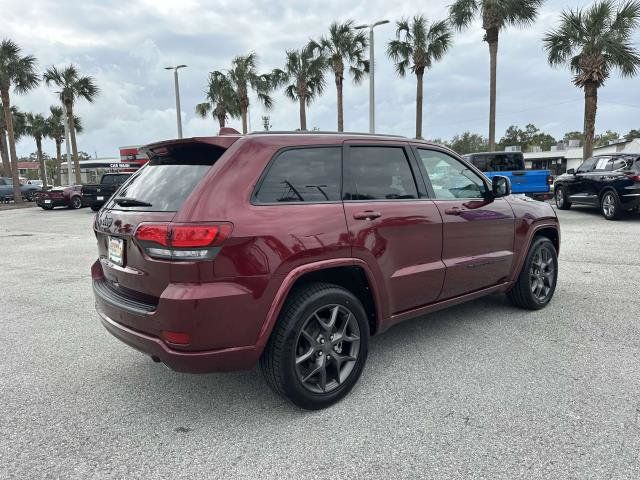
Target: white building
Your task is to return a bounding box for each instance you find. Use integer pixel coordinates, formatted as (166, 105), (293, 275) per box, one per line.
(523, 138), (640, 174)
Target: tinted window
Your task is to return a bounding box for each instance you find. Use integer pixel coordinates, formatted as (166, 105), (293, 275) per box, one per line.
(343, 146), (418, 200)
(255, 147), (341, 203)
(593, 156), (612, 171)
(469, 155), (489, 171)
(418, 149), (487, 199)
(113, 144), (226, 211)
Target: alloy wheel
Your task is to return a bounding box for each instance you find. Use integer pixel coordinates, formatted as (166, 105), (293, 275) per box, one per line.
(602, 194), (615, 218)
(529, 245), (555, 302)
(295, 304), (360, 394)
(555, 189), (564, 208)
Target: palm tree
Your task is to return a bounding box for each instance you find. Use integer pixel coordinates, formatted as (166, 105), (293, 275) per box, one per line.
(195, 71), (239, 130)
(0, 39), (39, 202)
(314, 21), (368, 131)
(43, 64), (99, 184)
(277, 44), (326, 130)
(387, 16), (452, 139)
(0, 105), (25, 175)
(226, 53), (275, 134)
(24, 113), (52, 187)
(48, 105), (82, 186)
(449, 0), (543, 150)
(544, 1), (640, 159)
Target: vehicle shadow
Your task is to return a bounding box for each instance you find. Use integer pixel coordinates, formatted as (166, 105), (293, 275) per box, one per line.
(566, 204), (640, 222)
(108, 293), (515, 417)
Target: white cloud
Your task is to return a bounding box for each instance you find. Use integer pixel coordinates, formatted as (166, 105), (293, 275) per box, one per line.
(4, 0), (640, 158)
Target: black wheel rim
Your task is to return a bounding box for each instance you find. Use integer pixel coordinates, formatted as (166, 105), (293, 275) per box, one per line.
(529, 245), (555, 302)
(295, 304), (360, 394)
(602, 194), (615, 217)
(73, 197), (81, 208)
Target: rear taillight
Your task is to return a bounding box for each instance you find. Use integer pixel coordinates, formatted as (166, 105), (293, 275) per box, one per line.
(134, 223), (232, 261)
(547, 175), (554, 185)
(626, 173), (640, 182)
(161, 330), (190, 345)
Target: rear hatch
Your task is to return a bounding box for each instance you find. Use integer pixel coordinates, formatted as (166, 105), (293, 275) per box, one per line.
(94, 139), (235, 306)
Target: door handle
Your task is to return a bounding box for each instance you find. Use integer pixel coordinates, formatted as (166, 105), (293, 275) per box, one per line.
(353, 211), (382, 220)
(444, 207), (465, 216)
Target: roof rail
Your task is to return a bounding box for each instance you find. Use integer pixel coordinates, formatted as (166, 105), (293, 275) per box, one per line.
(247, 130), (407, 139)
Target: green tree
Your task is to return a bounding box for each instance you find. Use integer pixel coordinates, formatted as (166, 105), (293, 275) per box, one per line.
(544, 1), (640, 159)
(48, 105), (82, 186)
(226, 53), (276, 134)
(195, 71), (239, 130)
(0, 39), (39, 202)
(563, 131), (584, 143)
(594, 129), (621, 147)
(43, 64), (99, 184)
(277, 44), (326, 131)
(449, 0), (543, 150)
(314, 20), (368, 132)
(24, 113), (52, 187)
(624, 128), (640, 140)
(449, 131), (488, 154)
(387, 15), (452, 139)
(0, 105), (26, 176)
(498, 124), (556, 151)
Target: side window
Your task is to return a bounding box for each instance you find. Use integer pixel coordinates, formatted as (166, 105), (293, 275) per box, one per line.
(343, 146), (418, 200)
(577, 158), (597, 173)
(254, 147), (341, 203)
(593, 157), (611, 171)
(470, 156), (489, 172)
(418, 149), (487, 200)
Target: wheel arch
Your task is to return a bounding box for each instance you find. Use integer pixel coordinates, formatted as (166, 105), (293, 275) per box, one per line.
(509, 221), (560, 283)
(255, 259), (384, 353)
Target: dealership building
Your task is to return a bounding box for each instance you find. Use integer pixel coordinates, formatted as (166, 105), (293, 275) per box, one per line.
(523, 138), (640, 174)
(59, 146), (148, 185)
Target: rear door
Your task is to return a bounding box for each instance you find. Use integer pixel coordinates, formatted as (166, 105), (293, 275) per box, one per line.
(94, 141), (230, 302)
(342, 142), (445, 314)
(568, 157), (598, 204)
(414, 147), (515, 300)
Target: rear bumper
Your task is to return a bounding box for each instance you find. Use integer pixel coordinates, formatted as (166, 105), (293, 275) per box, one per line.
(91, 259), (267, 373)
(97, 310), (260, 372)
(37, 198), (67, 207)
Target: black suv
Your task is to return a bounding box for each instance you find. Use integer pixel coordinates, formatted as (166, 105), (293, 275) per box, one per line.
(554, 154), (640, 219)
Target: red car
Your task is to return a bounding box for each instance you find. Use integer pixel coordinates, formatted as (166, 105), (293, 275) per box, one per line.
(92, 132), (560, 409)
(36, 185), (85, 210)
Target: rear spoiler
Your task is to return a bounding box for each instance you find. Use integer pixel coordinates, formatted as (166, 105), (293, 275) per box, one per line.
(141, 133), (241, 159)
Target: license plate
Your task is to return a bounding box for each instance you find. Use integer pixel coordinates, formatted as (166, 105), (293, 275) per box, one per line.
(108, 236), (125, 266)
(44, 199), (51, 204)
(96, 196), (104, 201)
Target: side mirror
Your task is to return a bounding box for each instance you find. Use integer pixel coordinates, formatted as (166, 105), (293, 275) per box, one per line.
(567, 168), (576, 175)
(492, 175), (511, 198)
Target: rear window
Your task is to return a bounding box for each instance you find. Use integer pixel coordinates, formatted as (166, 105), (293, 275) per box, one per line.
(102, 174), (130, 185)
(111, 143), (225, 211)
(469, 153), (524, 172)
(254, 147), (341, 203)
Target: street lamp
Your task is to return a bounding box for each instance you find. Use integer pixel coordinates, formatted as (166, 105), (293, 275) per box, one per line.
(165, 65), (187, 138)
(355, 20), (390, 134)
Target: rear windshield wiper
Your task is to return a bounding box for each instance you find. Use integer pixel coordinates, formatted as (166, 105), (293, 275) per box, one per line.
(114, 197), (152, 207)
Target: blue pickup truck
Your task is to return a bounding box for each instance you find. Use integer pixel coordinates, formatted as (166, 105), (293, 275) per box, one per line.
(463, 152), (552, 200)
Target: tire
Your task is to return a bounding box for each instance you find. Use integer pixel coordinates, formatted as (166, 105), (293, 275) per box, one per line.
(25, 192), (35, 202)
(69, 195), (82, 209)
(507, 236), (558, 310)
(90, 204), (101, 212)
(41, 205), (54, 210)
(600, 191), (622, 220)
(260, 282), (369, 410)
(555, 186), (571, 210)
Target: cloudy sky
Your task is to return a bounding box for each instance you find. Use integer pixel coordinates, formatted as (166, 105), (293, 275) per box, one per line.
(4, 0), (640, 158)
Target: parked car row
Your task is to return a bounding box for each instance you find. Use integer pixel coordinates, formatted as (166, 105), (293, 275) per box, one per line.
(34, 173), (132, 211)
(0, 177), (42, 202)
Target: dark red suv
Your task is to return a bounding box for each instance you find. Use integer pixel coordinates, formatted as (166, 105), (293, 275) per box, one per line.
(92, 131), (560, 409)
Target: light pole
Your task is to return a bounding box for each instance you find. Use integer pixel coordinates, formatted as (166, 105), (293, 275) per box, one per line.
(355, 20), (389, 134)
(165, 65), (187, 138)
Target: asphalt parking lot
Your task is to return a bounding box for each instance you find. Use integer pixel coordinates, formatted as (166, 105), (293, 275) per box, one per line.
(1, 205), (639, 479)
